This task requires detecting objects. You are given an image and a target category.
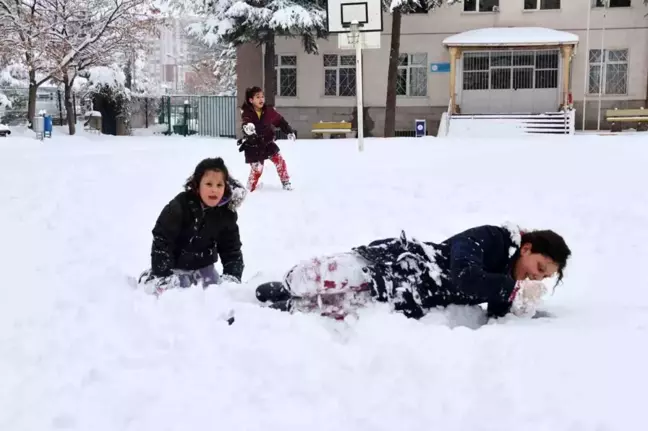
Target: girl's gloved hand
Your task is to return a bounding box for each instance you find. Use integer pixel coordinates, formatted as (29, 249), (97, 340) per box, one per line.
(243, 123), (256, 135)
(220, 274), (241, 284)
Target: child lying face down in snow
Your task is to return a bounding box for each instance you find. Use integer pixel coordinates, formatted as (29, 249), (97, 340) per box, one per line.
(256, 224), (571, 320)
(138, 157), (246, 295)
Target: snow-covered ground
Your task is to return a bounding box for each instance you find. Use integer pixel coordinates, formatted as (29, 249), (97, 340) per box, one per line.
(2, 130), (647, 430)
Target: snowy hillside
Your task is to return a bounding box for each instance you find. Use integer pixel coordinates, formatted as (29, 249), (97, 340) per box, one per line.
(1, 131), (647, 430)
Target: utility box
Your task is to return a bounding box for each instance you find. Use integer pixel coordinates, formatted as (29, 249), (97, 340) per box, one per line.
(415, 119), (426, 137)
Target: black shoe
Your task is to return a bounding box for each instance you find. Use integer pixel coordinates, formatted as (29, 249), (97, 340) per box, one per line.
(268, 299), (294, 312)
(256, 281), (293, 303)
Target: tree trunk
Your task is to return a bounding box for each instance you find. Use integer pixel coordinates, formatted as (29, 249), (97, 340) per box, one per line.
(28, 68), (37, 127)
(384, 10), (402, 138)
(264, 36), (276, 107)
(64, 73), (76, 135)
(125, 59), (133, 90)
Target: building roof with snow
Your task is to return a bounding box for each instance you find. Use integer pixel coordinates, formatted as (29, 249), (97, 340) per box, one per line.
(442, 27), (579, 47)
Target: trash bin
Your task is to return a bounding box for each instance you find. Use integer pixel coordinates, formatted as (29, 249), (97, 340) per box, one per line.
(44, 115), (53, 137)
(33, 115), (45, 140)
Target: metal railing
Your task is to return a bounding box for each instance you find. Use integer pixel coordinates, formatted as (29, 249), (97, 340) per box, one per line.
(159, 95), (237, 138)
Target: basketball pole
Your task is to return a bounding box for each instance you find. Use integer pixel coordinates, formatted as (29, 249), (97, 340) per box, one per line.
(596, 2), (608, 131)
(351, 20), (364, 152)
(582, 0), (591, 131)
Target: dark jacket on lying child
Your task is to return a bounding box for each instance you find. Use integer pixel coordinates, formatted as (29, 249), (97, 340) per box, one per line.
(150, 178), (246, 281)
(353, 225), (522, 319)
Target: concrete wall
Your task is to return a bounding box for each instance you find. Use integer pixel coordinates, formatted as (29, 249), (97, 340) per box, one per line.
(235, 43), (263, 138)
(574, 98), (647, 131)
(239, 0), (648, 135)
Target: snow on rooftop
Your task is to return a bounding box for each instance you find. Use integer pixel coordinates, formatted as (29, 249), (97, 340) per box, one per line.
(443, 27), (579, 47)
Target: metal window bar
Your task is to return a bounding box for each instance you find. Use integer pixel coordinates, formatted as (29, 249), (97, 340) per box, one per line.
(275, 55), (298, 97)
(323, 54), (356, 97)
(397, 54), (427, 96)
(588, 49), (628, 95)
(462, 49), (558, 91)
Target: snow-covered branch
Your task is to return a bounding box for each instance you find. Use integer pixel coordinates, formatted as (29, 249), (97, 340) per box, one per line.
(165, 0), (327, 53)
(43, 0), (157, 82)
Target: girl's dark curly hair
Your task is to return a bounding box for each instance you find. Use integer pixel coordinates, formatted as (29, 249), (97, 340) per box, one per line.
(244, 86), (263, 106)
(521, 229), (572, 285)
(184, 157), (230, 192)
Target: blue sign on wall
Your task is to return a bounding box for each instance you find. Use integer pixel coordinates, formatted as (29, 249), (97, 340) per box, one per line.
(415, 119), (426, 137)
(429, 62), (451, 73)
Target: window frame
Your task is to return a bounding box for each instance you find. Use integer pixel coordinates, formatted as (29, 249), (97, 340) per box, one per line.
(523, 0), (561, 11)
(463, 0), (500, 12)
(587, 48), (629, 96)
(322, 54), (357, 97)
(396, 53), (428, 97)
(274, 54), (298, 98)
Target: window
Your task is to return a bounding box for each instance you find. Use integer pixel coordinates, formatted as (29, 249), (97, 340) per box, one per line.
(462, 50), (559, 91)
(164, 64), (176, 83)
(463, 0), (499, 12)
(323, 54), (356, 96)
(397, 53), (427, 96)
(588, 49), (628, 95)
(524, 0), (560, 10)
(463, 52), (489, 90)
(274, 55), (297, 97)
(534, 51), (558, 89)
(595, 0), (630, 7)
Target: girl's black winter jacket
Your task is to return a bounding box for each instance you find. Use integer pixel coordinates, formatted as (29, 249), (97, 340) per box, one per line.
(150, 185), (244, 281)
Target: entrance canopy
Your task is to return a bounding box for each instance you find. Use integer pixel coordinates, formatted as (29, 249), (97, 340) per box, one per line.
(443, 27), (579, 47)
(442, 27), (579, 115)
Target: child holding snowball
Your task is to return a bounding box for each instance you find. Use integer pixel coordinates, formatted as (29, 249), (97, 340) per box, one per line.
(255, 224), (571, 321)
(237, 86), (296, 192)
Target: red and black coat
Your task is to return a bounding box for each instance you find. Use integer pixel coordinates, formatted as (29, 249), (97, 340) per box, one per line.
(238, 103), (294, 164)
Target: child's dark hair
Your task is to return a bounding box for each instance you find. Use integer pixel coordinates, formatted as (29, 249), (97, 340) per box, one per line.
(521, 230), (571, 284)
(184, 157), (230, 192)
(244, 86), (263, 105)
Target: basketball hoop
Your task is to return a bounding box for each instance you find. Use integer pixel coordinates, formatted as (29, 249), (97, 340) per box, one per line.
(327, 0), (384, 152)
(345, 24), (360, 46)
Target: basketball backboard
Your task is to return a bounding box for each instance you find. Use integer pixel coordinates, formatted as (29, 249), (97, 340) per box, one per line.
(326, 0), (383, 34)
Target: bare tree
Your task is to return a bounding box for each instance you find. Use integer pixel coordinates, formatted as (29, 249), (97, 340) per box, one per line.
(0, 0), (156, 127)
(0, 0), (57, 124)
(44, 0), (158, 134)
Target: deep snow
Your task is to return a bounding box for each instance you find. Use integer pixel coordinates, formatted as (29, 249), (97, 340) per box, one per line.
(1, 130), (647, 431)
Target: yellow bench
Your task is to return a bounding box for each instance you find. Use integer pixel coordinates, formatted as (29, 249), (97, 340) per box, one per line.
(605, 108), (648, 132)
(311, 121), (354, 139)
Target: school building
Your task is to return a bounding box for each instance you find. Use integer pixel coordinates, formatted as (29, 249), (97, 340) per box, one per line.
(236, 0), (648, 136)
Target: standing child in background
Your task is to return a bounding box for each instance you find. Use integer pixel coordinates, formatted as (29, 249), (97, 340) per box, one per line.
(138, 157), (246, 295)
(237, 86), (295, 192)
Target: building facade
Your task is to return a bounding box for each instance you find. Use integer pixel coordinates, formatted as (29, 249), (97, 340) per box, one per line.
(236, 0), (648, 136)
(145, 18), (216, 93)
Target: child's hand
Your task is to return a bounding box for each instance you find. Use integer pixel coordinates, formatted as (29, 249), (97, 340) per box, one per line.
(227, 183), (247, 212)
(510, 280), (548, 318)
(220, 274), (241, 284)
